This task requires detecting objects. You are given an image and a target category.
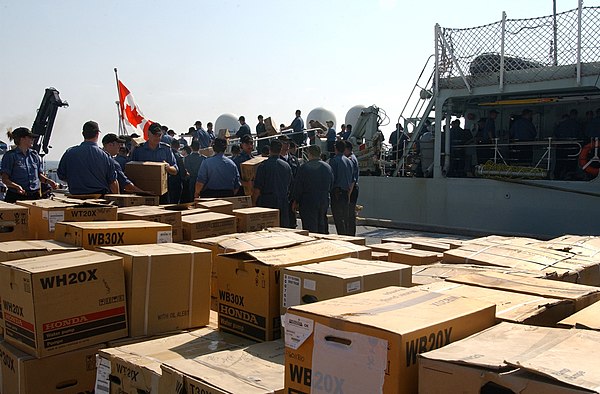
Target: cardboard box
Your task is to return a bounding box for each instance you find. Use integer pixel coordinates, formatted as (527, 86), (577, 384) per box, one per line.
(446, 271), (600, 312)
(558, 300), (600, 330)
(371, 251), (389, 261)
(181, 212), (237, 241)
(417, 281), (572, 326)
(284, 286), (496, 394)
(118, 205), (183, 242)
(0, 249), (127, 357)
(233, 207), (280, 232)
(195, 199), (234, 215)
(217, 240), (371, 341)
(192, 231), (314, 299)
(309, 233), (366, 245)
(281, 258), (412, 315)
(197, 195), (252, 209)
(17, 199), (117, 240)
(419, 322), (600, 394)
(160, 340), (285, 394)
(264, 117), (279, 136)
(410, 263), (549, 286)
(103, 193), (160, 207)
(444, 240), (600, 285)
(54, 220), (172, 250)
(268, 227), (310, 236)
(0, 240), (79, 262)
(388, 248), (443, 265)
(199, 146), (215, 157)
(97, 327), (253, 394)
(383, 235), (466, 250)
(101, 243), (212, 337)
(124, 161), (168, 196)
(240, 156), (268, 182)
(0, 201), (28, 241)
(368, 242), (412, 253)
(0, 340), (104, 394)
(160, 341), (285, 394)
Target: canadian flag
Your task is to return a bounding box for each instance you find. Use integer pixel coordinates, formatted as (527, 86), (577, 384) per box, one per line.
(118, 80), (153, 139)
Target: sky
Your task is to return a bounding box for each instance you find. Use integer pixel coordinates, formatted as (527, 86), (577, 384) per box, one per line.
(1, 0), (597, 160)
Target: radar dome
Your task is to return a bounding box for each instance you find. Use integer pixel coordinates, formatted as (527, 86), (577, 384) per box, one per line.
(345, 105), (367, 128)
(306, 107), (336, 128)
(215, 113), (239, 135)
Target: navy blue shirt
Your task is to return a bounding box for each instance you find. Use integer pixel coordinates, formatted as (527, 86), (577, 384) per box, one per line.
(326, 128), (336, 143)
(115, 154), (129, 169)
(236, 124), (251, 139)
(233, 151), (253, 173)
(184, 152), (205, 181)
(131, 142), (178, 169)
(111, 156), (133, 192)
(293, 159), (333, 204)
(196, 128), (211, 149)
(0, 148), (43, 192)
(254, 156), (292, 200)
(510, 118), (537, 141)
(196, 153), (241, 191)
(329, 153), (353, 191)
(57, 141), (117, 194)
(161, 134), (174, 145)
(347, 153), (359, 184)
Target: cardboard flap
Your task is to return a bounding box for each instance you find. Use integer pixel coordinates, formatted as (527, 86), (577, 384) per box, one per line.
(215, 231), (314, 255)
(504, 329), (600, 392)
(558, 301), (600, 330)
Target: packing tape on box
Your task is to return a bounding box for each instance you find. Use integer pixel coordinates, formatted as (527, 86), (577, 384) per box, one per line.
(464, 245), (496, 264)
(145, 255), (152, 336)
(188, 253), (194, 328)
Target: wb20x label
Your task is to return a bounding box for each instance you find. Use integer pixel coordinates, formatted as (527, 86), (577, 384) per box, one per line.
(313, 371), (344, 394)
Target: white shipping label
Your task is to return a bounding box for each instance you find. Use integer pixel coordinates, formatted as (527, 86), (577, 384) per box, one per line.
(157, 231), (172, 243)
(283, 274), (301, 308)
(346, 280), (361, 293)
(284, 313), (314, 350)
(303, 278), (316, 291)
(95, 355), (111, 394)
(48, 211), (65, 232)
(311, 323), (387, 394)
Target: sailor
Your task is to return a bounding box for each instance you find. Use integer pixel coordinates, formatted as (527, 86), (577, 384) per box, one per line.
(168, 139), (187, 204)
(101, 133), (144, 194)
(292, 145), (333, 234)
(233, 134), (254, 196)
(344, 141), (359, 236)
(57, 120), (119, 196)
(1, 127), (58, 203)
(279, 135), (299, 227)
(256, 115), (269, 152)
(325, 120), (336, 158)
(194, 137), (240, 198)
(341, 124), (352, 141)
(236, 116), (252, 139)
(252, 139), (292, 227)
(131, 122), (178, 203)
(206, 122), (216, 144)
(283, 109), (306, 146)
(509, 109), (537, 165)
(194, 121), (211, 149)
(329, 140), (354, 235)
(182, 140), (205, 202)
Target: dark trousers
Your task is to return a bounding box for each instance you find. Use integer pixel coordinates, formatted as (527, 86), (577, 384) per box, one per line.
(299, 198), (329, 234)
(330, 188), (350, 235)
(257, 194), (290, 228)
(168, 177), (183, 204)
(4, 189), (41, 203)
(348, 185), (359, 236)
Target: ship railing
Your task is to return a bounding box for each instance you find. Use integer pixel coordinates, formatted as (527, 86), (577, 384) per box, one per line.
(435, 4), (600, 91)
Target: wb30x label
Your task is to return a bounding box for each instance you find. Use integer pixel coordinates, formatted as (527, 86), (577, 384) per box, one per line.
(87, 232), (125, 245)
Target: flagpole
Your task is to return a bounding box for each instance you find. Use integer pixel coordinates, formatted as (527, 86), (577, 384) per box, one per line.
(114, 67), (127, 136)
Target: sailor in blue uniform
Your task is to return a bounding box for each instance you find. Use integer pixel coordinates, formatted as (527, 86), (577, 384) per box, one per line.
(292, 145), (333, 234)
(194, 137), (240, 198)
(1, 127), (58, 202)
(131, 122), (178, 203)
(329, 140), (354, 235)
(253, 139), (292, 227)
(344, 141), (359, 236)
(57, 121), (119, 196)
(102, 133), (144, 194)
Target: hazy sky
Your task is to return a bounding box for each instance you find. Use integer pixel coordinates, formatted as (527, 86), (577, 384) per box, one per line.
(1, 0), (596, 160)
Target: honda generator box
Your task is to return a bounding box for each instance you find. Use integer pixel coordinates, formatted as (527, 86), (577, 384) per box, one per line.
(284, 286), (496, 394)
(233, 207), (280, 232)
(17, 198), (117, 240)
(0, 249), (127, 358)
(217, 240), (371, 341)
(54, 220), (172, 250)
(0, 339), (104, 394)
(104, 193), (160, 207)
(118, 205), (183, 242)
(0, 200), (28, 242)
(124, 161), (168, 197)
(101, 243), (212, 338)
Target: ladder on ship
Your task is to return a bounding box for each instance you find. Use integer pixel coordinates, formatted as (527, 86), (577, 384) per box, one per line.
(393, 55), (437, 177)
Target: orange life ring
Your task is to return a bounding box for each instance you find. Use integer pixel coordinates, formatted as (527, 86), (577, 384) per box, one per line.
(579, 141), (600, 176)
